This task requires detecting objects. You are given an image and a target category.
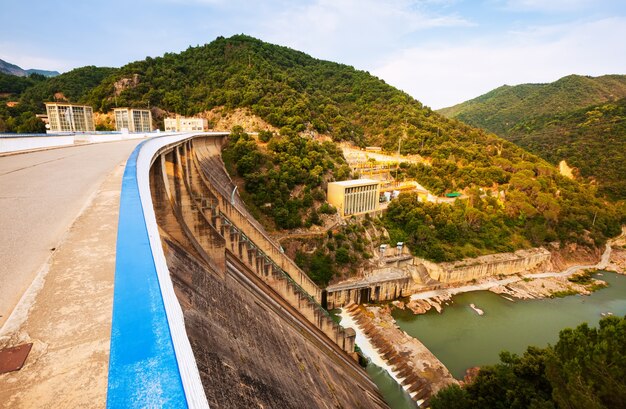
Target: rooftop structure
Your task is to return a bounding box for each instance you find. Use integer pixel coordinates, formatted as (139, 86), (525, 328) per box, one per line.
(327, 179), (380, 217)
(113, 108), (152, 133)
(45, 102), (95, 132)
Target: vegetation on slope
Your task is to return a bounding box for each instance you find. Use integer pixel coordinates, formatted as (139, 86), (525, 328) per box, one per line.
(431, 315), (626, 409)
(439, 74), (626, 200)
(507, 98), (626, 200)
(222, 126), (348, 230)
(439, 74), (626, 136)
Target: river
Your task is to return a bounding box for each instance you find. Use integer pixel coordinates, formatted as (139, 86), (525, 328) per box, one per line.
(392, 272), (626, 380)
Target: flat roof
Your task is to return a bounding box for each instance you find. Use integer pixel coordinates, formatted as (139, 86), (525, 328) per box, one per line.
(112, 107), (150, 111)
(329, 179), (380, 187)
(44, 102), (93, 107)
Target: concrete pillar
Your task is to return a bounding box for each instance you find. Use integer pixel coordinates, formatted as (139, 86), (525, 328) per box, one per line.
(344, 327), (356, 353)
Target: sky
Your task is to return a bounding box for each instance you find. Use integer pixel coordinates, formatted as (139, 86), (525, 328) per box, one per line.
(2, 0), (625, 108)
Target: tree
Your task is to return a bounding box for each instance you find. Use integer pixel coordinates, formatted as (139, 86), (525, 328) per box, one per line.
(431, 316), (626, 409)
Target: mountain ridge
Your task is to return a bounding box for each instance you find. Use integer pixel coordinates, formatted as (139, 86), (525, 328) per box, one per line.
(438, 74), (626, 134)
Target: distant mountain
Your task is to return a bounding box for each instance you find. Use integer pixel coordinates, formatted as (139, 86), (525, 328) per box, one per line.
(25, 68), (60, 77)
(439, 74), (626, 200)
(0, 58), (59, 77)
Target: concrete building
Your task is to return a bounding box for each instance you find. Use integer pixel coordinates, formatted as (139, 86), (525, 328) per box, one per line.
(45, 102), (95, 132)
(164, 115), (208, 132)
(327, 179), (380, 218)
(113, 108), (152, 133)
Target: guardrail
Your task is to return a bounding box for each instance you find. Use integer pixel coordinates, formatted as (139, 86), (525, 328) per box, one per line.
(107, 133), (227, 408)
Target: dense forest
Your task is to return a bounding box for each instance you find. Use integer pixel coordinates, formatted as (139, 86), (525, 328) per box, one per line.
(1, 34), (624, 264)
(222, 125), (348, 230)
(431, 315), (626, 409)
(439, 75), (626, 200)
(507, 98), (626, 200)
(439, 74), (626, 136)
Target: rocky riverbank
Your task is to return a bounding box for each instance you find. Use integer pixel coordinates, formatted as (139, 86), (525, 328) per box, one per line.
(489, 271), (606, 300)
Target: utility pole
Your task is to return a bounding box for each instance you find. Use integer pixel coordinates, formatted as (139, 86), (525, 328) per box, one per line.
(395, 119), (407, 184)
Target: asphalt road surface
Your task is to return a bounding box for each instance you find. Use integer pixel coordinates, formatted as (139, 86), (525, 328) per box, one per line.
(0, 140), (140, 327)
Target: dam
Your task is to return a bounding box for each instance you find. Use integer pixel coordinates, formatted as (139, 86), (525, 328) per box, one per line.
(108, 133), (389, 408)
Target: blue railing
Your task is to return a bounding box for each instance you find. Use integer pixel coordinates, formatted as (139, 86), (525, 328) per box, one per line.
(106, 141), (188, 408)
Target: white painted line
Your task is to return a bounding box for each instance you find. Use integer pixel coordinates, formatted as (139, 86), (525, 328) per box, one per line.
(136, 132), (227, 409)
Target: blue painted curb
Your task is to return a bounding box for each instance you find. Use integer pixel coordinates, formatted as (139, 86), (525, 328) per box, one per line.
(106, 141), (188, 408)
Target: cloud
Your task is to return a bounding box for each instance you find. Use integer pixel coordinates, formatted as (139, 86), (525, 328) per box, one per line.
(254, 0), (471, 66)
(371, 17), (626, 109)
(501, 0), (598, 12)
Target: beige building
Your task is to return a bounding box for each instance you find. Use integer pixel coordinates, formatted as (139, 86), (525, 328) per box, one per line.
(113, 108), (152, 132)
(45, 102), (95, 132)
(164, 115), (208, 132)
(327, 179), (380, 218)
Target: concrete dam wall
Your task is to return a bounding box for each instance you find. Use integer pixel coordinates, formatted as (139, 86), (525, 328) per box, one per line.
(150, 135), (387, 408)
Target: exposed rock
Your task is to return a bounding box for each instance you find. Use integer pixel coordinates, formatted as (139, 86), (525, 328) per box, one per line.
(559, 160), (575, 179)
(202, 107), (277, 132)
(609, 247), (626, 274)
(113, 74), (139, 96)
(406, 295), (451, 315)
(489, 274), (606, 299)
(549, 241), (602, 271)
(345, 303), (458, 405)
(461, 367), (481, 386)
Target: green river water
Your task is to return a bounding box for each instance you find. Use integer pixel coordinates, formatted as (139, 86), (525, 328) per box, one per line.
(366, 272), (626, 408)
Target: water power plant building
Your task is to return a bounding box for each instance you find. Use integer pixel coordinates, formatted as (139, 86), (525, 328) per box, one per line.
(327, 179), (380, 217)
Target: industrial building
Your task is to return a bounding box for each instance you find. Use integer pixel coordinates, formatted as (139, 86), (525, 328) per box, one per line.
(327, 179), (380, 218)
(164, 115), (208, 132)
(113, 108), (152, 133)
(45, 102), (95, 132)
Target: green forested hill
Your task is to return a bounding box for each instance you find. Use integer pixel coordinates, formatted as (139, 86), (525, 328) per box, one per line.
(508, 98), (626, 200)
(439, 74), (626, 135)
(438, 74), (626, 200)
(0, 35), (623, 262)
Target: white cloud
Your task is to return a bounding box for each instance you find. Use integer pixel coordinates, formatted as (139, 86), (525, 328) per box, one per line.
(371, 17), (626, 109)
(255, 0), (471, 66)
(502, 0), (598, 12)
